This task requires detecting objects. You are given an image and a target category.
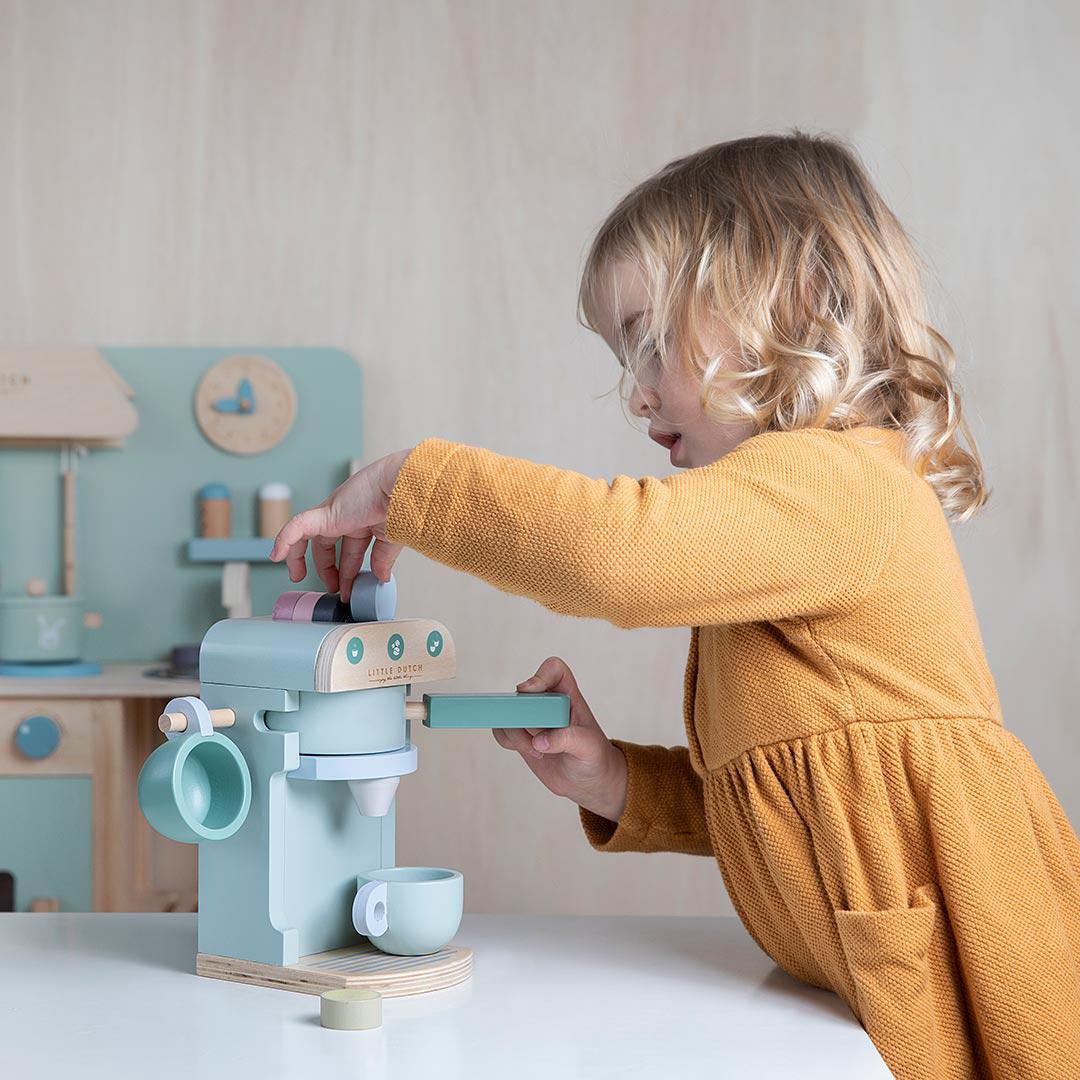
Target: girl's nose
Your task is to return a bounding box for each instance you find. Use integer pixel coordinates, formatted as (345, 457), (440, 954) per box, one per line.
(628, 378), (660, 418)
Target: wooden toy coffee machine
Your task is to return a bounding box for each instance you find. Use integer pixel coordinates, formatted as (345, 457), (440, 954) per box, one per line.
(137, 572), (569, 996)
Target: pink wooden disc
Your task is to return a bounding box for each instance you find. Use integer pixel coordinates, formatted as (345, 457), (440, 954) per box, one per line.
(272, 591), (305, 621)
(291, 591), (323, 622)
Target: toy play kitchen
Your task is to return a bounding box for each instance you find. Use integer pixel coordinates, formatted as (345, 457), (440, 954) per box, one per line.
(137, 572), (569, 997)
(0, 349), (136, 675)
(0, 346), (388, 918)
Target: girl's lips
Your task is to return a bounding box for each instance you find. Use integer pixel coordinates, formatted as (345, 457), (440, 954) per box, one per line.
(649, 428), (680, 450)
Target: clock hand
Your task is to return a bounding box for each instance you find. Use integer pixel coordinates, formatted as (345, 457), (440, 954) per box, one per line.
(237, 378), (256, 414)
(213, 396), (242, 413)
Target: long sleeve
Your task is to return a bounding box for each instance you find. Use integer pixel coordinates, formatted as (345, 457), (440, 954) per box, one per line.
(384, 427), (913, 628)
(579, 740), (712, 856)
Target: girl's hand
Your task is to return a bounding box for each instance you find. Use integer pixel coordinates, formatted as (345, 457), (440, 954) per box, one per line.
(269, 448), (413, 598)
(495, 656), (628, 823)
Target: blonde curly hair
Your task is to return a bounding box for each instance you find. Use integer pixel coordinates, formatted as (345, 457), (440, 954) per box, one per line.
(578, 131), (988, 522)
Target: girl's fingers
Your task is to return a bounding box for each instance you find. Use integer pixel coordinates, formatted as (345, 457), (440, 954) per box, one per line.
(338, 533), (372, 601)
(530, 724), (589, 759)
(516, 656), (580, 698)
(493, 728), (521, 752)
(498, 721), (596, 763)
(311, 535), (341, 591)
(285, 538), (310, 583)
(271, 506), (332, 563)
(369, 537), (403, 583)
(492, 727), (541, 758)
(517, 657), (596, 732)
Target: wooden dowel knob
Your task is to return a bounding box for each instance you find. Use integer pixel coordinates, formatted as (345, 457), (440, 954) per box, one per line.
(209, 708), (235, 728)
(159, 712), (185, 733)
(404, 700), (429, 723)
(158, 707), (236, 734)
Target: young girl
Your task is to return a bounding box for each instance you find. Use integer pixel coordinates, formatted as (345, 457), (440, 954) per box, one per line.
(270, 133), (1080, 1079)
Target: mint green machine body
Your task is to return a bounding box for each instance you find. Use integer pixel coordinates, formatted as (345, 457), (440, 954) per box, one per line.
(137, 589), (569, 968)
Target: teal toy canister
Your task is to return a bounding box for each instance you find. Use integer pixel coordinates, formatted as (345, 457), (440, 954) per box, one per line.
(137, 732), (252, 844)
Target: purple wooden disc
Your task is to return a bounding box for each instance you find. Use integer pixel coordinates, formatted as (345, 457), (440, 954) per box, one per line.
(272, 591), (305, 621)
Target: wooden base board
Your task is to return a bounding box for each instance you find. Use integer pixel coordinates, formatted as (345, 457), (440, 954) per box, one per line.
(197, 941), (472, 998)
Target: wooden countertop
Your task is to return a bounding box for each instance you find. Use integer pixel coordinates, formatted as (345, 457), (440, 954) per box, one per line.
(0, 662), (199, 699)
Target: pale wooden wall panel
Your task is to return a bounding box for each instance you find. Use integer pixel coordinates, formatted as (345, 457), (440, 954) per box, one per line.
(1, 0), (1076, 916)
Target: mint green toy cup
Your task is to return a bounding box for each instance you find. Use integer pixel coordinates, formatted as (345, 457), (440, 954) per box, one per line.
(352, 867), (463, 956)
(137, 732), (251, 844)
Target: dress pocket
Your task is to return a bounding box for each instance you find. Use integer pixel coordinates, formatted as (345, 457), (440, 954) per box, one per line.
(834, 882), (943, 1078)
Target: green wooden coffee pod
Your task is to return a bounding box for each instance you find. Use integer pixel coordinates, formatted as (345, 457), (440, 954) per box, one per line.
(320, 988), (382, 1030)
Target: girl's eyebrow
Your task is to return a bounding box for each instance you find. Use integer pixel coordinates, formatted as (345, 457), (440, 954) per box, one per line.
(614, 311), (649, 371)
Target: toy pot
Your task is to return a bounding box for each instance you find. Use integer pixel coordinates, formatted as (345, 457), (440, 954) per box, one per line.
(137, 732), (252, 843)
(0, 595), (99, 663)
(352, 867), (463, 956)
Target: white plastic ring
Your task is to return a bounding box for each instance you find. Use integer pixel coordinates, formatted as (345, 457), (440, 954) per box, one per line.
(352, 880), (389, 938)
(162, 696), (214, 740)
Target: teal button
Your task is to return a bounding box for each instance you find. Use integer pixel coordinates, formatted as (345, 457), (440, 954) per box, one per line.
(387, 633), (404, 661)
(346, 637), (364, 664)
(16, 714), (61, 760)
(426, 630), (443, 657)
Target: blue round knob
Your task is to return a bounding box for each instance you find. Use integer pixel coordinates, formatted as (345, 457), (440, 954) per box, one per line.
(15, 714), (61, 760)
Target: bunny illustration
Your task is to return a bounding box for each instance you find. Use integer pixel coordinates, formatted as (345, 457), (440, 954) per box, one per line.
(36, 613), (66, 651)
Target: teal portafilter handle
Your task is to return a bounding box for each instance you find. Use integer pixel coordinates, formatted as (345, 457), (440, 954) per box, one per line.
(418, 692), (570, 730)
(137, 696), (252, 844)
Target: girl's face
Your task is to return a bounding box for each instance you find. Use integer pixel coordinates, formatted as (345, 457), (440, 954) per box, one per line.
(594, 260), (756, 468)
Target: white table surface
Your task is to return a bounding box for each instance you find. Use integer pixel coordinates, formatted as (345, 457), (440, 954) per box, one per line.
(0, 914), (889, 1079)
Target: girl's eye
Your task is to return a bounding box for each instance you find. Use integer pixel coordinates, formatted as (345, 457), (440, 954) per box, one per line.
(618, 339), (662, 371)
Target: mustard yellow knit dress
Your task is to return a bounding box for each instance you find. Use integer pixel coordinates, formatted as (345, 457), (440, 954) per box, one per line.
(385, 424), (1080, 1079)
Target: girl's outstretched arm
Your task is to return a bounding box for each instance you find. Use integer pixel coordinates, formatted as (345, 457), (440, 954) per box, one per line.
(385, 429), (913, 628)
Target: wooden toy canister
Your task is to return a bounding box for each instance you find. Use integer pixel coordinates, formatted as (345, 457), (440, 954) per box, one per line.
(200, 483), (231, 539)
(258, 482), (291, 538)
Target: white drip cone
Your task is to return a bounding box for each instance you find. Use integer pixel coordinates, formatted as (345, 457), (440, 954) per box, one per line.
(348, 777), (400, 817)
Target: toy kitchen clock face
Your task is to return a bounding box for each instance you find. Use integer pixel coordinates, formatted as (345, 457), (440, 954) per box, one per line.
(194, 355), (297, 455)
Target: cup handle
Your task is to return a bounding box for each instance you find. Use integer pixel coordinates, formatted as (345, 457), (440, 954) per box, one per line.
(352, 880), (389, 938)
